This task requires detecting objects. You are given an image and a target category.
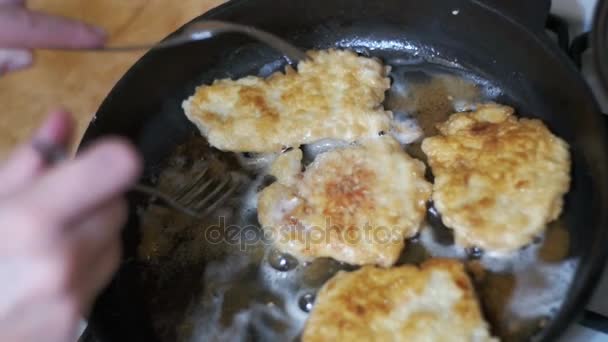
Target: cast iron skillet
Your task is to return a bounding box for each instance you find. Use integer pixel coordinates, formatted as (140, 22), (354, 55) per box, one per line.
(79, 0), (608, 341)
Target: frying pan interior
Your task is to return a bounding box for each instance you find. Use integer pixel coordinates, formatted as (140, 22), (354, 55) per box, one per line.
(81, 0), (608, 341)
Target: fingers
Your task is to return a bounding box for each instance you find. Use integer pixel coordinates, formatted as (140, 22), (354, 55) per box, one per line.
(0, 48), (32, 74)
(66, 198), (126, 313)
(0, 6), (106, 49)
(23, 139), (140, 223)
(20, 138), (141, 224)
(0, 110), (73, 197)
(68, 197), (128, 241)
(0, 0), (24, 5)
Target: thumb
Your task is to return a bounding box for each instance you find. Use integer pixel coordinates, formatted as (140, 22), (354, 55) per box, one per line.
(0, 6), (106, 49)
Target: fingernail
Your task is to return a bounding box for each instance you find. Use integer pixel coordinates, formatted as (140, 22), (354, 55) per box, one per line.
(0, 49), (32, 73)
(31, 111), (73, 166)
(34, 110), (73, 146)
(74, 24), (107, 48)
(7, 53), (32, 71)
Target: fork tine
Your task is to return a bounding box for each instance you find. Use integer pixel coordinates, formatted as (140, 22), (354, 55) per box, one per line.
(170, 166), (209, 197)
(192, 176), (232, 209)
(193, 178), (233, 211)
(199, 178), (241, 215)
(134, 165), (243, 219)
(177, 177), (216, 207)
(132, 183), (203, 218)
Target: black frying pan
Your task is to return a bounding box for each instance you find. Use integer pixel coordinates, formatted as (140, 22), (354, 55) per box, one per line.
(79, 0), (608, 341)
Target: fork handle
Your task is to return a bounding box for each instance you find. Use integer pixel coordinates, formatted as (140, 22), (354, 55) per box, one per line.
(42, 20), (308, 65)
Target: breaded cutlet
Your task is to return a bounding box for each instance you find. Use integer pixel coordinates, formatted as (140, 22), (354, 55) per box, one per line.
(421, 104), (571, 253)
(257, 136), (431, 267)
(183, 49), (421, 153)
(302, 259), (497, 342)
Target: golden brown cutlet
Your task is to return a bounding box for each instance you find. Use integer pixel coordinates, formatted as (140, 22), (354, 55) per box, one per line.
(421, 104), (571, 254)
(257, 136), (431, 267)
(302, 259), (497, 342)
(183, 49), (421, 153)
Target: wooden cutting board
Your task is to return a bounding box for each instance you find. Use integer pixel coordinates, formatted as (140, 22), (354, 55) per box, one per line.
(0, 0), (225, 157)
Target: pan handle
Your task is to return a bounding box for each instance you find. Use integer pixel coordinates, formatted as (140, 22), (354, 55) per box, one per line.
(472, 0), (551, 33)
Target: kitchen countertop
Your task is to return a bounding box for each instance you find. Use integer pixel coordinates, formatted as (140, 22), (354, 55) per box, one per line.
(0, 0), (225, 157)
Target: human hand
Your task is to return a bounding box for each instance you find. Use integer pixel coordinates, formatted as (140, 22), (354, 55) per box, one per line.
(0, 110), (141, 341)
(0, 0), (106, 75)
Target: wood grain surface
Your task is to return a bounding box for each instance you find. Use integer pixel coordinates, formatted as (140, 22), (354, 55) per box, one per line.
(0, 0), (225, 156)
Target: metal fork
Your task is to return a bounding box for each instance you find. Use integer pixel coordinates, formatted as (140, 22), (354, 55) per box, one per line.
(133, 166), (243, 219)
(55, 20), (308, 65)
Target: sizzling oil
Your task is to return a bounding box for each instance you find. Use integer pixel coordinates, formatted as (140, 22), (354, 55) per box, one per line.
(136, 59), (574, 342)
